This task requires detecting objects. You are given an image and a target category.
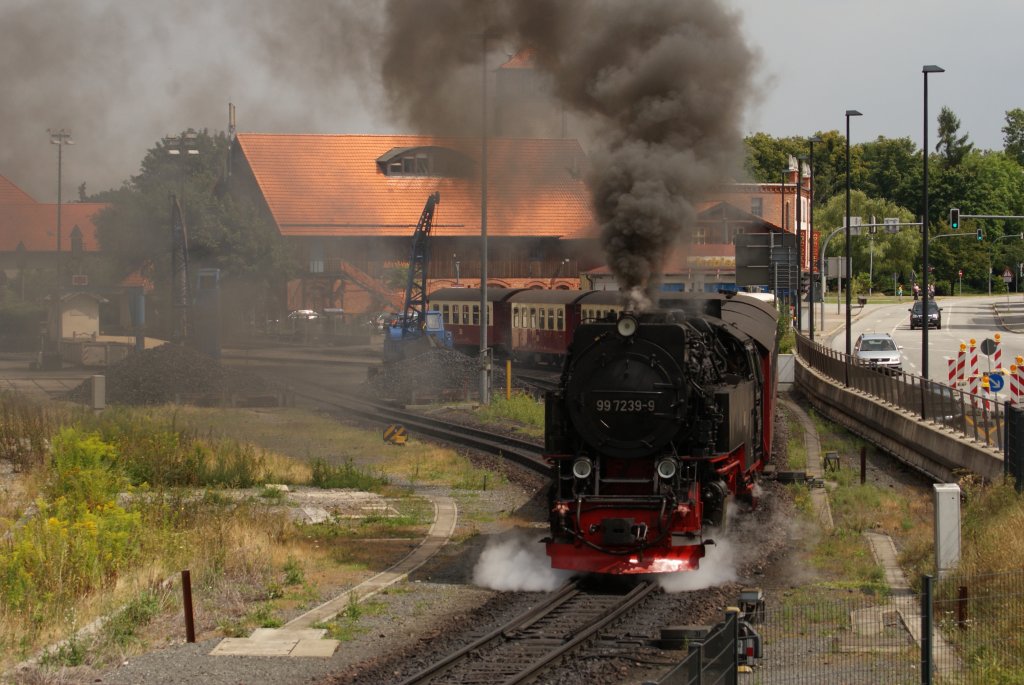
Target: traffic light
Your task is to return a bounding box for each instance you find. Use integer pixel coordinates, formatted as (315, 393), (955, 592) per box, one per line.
(977, 228), (984, 241)
(950, 208), (960, 229)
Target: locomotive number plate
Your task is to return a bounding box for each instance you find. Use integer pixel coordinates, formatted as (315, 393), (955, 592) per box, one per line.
(591, 392), (661, 413)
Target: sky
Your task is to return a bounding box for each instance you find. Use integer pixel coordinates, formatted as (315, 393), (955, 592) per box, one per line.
(4, 0), (1023, 203)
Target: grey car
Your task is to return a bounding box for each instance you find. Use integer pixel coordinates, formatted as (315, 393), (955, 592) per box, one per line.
(854, 332), (902, 372)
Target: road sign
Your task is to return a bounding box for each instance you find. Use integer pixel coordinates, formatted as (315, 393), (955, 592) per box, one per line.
(383, 424), (408, 445)
(981, 338), (997, 356)
(1004, 268), (1013, 283)
(989, 374), (1005, 392)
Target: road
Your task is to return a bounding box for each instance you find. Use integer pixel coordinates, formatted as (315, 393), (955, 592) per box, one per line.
(817, 294), (1024, 384)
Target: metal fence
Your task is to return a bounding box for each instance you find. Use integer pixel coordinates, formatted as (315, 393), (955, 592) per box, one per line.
(651, 569), (1024, 684)
(796, 334), (1005, 450)
(647, 610), (738, 685)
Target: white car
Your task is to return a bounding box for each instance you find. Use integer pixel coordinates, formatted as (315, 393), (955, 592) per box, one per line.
(287, 309), (320, 321)
(854, 332), (902, 373)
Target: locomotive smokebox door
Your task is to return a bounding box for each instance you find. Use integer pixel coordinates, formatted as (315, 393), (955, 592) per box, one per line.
(564, 323), (687, 459)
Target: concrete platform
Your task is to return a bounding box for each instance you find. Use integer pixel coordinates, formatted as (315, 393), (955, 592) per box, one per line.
(209, 628), (339, 657)
(209, 494), (457, 657)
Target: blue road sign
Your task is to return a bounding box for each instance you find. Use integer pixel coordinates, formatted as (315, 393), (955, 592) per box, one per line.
(989, 374), (1005, 392)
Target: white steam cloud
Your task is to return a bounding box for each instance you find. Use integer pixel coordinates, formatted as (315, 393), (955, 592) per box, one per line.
(472, 531), (573, 592)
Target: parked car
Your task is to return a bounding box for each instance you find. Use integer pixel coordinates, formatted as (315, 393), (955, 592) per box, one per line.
(854, 332), (903, 372)
(287, 309), (320, 321)
(909, 300), (941, 330)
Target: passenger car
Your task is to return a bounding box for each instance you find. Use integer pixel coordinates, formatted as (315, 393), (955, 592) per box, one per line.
(854, 332), (902, 372)
(909, 300), (941, 329)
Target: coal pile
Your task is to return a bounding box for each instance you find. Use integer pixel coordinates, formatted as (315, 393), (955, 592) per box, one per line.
(65, 344), (274, 406)
(365, 348), (531, 402)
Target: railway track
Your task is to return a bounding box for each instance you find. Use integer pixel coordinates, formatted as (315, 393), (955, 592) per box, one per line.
(397, 579), (659, 685)
(281, 377), (550, 477)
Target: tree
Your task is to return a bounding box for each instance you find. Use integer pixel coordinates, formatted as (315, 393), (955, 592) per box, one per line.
(860, 136), (921, 214)
(91, 130), (295, 338)
(935, 106), (974, 167)
(742, 130), (862, 208)
(1002, 108), (1024, 166)
(816, 190), (919, 293)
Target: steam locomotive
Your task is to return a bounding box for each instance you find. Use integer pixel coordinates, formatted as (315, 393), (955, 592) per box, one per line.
(542, 292), (778, 574)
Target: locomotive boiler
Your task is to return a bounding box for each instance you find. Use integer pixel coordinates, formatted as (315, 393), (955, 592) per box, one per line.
(543, 292), (778, 574)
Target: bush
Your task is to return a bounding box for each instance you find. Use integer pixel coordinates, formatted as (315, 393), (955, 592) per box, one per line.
(310, 458), (388, 490)
(1, 429), (141, 613)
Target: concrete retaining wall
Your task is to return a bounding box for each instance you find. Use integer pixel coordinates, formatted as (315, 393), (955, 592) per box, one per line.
(795, 357), (1003, 483)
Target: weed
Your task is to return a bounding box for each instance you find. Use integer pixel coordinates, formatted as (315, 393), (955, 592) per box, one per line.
(476, 392), (544, 434)
(100, 590), (163, 648)
(248, 603), (283, 628)
(259, 485), (286, 500)
(283, 556), (304, 586)
(310, 458), (389, 490)
(39, 633), (88, 667)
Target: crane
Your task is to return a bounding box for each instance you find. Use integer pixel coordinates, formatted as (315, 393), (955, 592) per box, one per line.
(383, 192), (453, 362)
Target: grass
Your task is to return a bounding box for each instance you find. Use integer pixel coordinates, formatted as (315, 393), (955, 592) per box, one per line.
(0, 395), (523, 675)
(476, 392), (544, 437)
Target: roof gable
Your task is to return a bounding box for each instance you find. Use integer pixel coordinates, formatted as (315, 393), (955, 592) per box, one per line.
(234, 133), (596, 240)
(0, 201), (106, 252)
(0, 175), (37, 205)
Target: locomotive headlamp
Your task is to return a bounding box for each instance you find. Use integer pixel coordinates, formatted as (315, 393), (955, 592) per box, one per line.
(572, 457), (593, 479)
(656, 458), (678, 480)
(616, 315), (638, 337)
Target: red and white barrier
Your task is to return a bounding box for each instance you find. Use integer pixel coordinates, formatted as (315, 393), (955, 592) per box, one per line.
(993, 333), (1003, 373)
(968, 339), (980, 397)
(956, 343), (967, 386)
(1010, 364), (1021, 405)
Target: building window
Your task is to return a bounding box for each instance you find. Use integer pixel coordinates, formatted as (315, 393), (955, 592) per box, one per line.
(309, 241), (324, 273)
(694, 227), (707, 245)
(377, 146), (472, 178)
(751, 197), (763, 217)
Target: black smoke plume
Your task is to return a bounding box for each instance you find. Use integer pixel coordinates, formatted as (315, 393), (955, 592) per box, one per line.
(377, 0), (755, 307)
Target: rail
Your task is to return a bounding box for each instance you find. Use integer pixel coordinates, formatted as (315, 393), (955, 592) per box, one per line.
(796, 333), (1005, 451)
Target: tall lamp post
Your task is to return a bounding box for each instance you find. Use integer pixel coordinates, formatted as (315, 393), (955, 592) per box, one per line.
(479, 31), (491, 405)
(165, 130), (199, 344)
(782, 166), (796, 324)
(921, 65), (944, 381)
(795, 158), (804, 333)
(48, 128), (74, 363)
(844, 110), (862, 365)
(807, 134), (822, 341)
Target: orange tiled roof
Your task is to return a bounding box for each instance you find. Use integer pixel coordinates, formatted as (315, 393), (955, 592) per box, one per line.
(234, 134), (597, 240)
(0, 175), (37, 205)
(500, 49), (535, 69)
(0, 200), (105, 252)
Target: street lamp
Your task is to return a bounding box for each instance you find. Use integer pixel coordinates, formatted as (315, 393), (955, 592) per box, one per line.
(782, 165), (797, 325)
(48, 127), (74, 363)
(921, 65), (944, 381)
(164, 129), (199, 344)
(844, 110), (862, 365)
(479, 31), (491, 405)
(807, 134), (822, 341)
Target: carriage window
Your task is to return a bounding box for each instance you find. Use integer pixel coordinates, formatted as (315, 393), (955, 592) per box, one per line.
(442, 304), (450, 322)
(547, 308), (554, 330)
(472, 304), (479, 325)
(557, 309), (564, 331)
(487, 303), (493, 325)
(462, 305), (469, 325)
(530, 307), (537, 328)
(513, 306), (520, 328)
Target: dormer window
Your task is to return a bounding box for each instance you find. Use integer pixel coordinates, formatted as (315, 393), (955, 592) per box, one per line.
(377, 146), (472, 178)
